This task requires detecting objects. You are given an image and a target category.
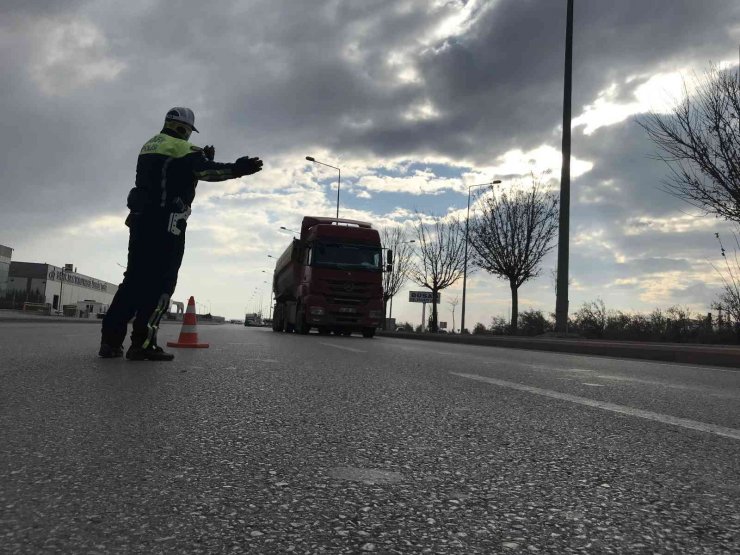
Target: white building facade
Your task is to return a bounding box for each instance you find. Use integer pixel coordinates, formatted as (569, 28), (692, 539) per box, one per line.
(0, 244), (12, 298)
(7, 262), (118, 315)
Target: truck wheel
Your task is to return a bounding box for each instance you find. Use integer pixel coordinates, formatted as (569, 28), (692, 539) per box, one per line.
(362, 328), (376, 338)
(317, 326), (330, 335)
(295, 304), (310, 335)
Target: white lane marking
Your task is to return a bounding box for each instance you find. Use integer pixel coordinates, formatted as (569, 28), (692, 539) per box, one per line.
(593, 374), (740, 398)
(582, 383), (605, 387)
(440, 354), (737, 396)
(318, 342), (367, 353)
(387, 339), (739, 373)
(451, 372), (740, 441)
(394, 342), (740, 394)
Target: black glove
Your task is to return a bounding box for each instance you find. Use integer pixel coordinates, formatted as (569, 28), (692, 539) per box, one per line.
(233, 156), (263, 177)
(203, 145), (215, 161)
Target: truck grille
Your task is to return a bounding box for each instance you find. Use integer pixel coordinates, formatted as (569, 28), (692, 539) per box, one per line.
(326, 280), (373, 305)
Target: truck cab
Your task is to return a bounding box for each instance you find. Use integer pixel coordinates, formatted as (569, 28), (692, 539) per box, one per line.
(271, 217), (389, 337)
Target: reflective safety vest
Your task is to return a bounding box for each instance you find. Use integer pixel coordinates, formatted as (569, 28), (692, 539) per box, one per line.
(133, 131), (235, 210)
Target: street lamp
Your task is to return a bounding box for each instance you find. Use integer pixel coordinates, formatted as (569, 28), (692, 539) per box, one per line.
(280, 226), (300, 237)
(306, 156), (341, 219)
(461, 179), (501, 334)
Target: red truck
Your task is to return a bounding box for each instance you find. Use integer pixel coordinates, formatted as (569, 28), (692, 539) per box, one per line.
(271, 216), (390, 338)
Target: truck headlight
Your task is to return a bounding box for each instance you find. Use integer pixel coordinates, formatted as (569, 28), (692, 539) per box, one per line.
(369, 310), (382, 319)
(310, 306), (325, 316)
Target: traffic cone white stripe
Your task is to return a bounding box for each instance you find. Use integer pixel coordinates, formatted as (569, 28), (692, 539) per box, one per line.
(167, 295), (209, 349)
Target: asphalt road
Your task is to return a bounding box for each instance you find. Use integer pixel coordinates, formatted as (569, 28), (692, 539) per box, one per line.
(1, 322), (739, 553)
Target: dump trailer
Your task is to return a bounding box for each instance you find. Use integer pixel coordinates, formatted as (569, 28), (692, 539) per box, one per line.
(271, 216), (390, 338)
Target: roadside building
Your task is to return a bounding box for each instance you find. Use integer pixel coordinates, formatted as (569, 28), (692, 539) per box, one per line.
(0, 244), (12, 298)
(7, 262), (118, 316)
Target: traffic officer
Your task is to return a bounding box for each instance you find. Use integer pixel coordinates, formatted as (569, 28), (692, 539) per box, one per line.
(99, 107), (263, 360)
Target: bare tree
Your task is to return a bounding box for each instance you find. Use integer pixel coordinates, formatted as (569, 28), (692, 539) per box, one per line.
(638, 65), (740, 224)
(468, 179), (558, 332)
(380, 226), (414, 329)
(408, 213), (466, 332)
(712, 232), (740, 326)
(447, 295), (459, 332)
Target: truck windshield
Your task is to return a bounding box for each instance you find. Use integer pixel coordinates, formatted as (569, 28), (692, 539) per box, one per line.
(312, 242), (382, 271)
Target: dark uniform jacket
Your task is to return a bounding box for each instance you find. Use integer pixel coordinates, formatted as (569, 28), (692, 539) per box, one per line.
(130, 129), (236, 217)
(125, 129), (237, 292)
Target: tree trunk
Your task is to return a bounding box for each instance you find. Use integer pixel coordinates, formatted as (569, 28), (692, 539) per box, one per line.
(431, 291), (438, 332)
(510, 281), (518, 333)
(382, 297), (389, 330)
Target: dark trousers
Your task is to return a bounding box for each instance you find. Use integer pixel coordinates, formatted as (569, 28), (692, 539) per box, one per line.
(101, 216), (185, 348)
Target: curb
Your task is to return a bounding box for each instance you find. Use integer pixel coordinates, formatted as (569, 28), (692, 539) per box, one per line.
(376, 331), (740, 369)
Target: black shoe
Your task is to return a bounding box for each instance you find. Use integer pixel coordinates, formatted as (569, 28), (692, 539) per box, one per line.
(126, 344), (175, 361)
(98, 343), (124, 358)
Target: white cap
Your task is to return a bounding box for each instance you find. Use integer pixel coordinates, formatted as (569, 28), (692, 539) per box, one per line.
(165, 107), (198, 132)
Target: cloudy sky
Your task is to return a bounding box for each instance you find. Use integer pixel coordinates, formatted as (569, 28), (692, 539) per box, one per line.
(2, 0), (739, 325)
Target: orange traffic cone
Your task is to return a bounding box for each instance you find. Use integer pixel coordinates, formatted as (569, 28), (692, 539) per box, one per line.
(167, 296), (209, 348)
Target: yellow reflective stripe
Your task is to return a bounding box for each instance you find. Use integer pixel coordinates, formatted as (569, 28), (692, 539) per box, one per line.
(139, 133), (194, 158)
(159, 157), (173, 207)
(195, 169), (232, 180)
(142, 298), (168, 349)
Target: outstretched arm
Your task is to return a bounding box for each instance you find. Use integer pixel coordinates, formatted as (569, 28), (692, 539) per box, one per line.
(188, 146), (263, 182)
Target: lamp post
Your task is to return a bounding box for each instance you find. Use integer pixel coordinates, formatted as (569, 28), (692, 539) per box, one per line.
(280, 226), (300, 237)
(306, 156), (341, 218)
(460, 179), (501, 334)
(555, 0), (574, 333)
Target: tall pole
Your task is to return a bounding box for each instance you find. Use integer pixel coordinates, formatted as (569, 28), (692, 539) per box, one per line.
(555, 0), (574, 333)
(336, 168), (341, 219)
(460, 189), (473, 334)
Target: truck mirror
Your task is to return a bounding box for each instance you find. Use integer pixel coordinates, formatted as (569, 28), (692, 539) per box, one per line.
(386, 264), (393, 273)
(386, 249), (393, 265)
